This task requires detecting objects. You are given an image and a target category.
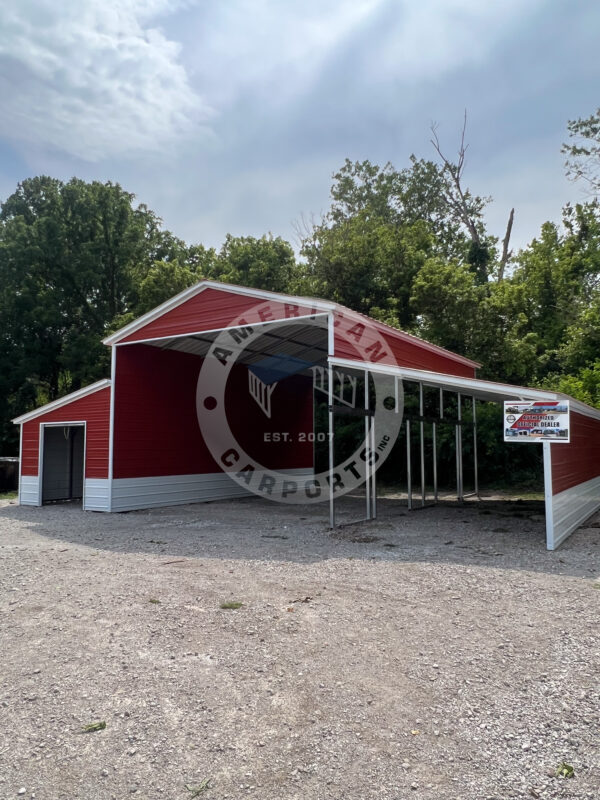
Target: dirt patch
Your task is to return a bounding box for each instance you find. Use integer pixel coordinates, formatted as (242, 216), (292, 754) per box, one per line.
(0, 496), (598, 799)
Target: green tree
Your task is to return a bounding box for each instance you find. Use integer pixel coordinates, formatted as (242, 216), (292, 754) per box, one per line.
(0, 176), (183, 453)
(299, 151), (496, 331)
(301, 212), (432, 326)
(562, 107), (600, 194)
(206, 234), (298, 293)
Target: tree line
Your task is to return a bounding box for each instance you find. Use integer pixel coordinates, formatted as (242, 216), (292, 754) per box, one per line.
(2, 109), (599, 476)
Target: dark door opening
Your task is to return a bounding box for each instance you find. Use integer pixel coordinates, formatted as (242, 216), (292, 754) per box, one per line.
(42, 425), (85, 503)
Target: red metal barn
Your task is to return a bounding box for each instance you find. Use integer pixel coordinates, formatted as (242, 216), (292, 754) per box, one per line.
(13, 280), (600, 549)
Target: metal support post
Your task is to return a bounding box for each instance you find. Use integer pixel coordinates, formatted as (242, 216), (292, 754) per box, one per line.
(364, 371), (371, 520)
(432, 421), (438, 503)
(456, 392), (463, 502)
(419, 382), (425, 507)
(370, 393), (377, 519)
(406, 419), (412, 510)
(328, 365), (335, 527)
(472, 395), (479, 498)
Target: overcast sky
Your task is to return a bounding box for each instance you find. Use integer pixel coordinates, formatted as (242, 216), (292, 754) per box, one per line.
(0, 0), (598, 254)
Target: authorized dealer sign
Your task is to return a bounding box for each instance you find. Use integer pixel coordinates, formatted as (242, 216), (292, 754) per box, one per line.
(504, 400), (570, 443)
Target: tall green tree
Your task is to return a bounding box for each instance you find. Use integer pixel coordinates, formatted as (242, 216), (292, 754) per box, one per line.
(205, 234), (298, 293)
(0, 176), (185, 453)
(299, 152), (494, 327)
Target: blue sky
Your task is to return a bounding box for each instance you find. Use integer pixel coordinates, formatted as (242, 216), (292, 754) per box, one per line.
(0, 0), (598, 254)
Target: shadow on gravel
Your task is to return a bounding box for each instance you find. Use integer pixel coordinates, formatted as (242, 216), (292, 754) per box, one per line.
(1, 495), (599, 579)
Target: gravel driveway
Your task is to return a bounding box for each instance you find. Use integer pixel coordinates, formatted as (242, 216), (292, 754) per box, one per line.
(1, 495), (598, 800)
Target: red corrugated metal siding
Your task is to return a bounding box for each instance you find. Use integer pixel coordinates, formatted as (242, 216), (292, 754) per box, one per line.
(226, 368), (313, 469)
(20, 388), (110, 478)
(551, 411), (600, 495)
(120, 288), (317, 344)
(334, 324), (477, 377)
(113, 344), (312, 478)
(21, 423), (40, 476)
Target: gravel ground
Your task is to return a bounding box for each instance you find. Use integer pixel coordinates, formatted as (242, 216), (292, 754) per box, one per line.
(0, 494), (598, 800)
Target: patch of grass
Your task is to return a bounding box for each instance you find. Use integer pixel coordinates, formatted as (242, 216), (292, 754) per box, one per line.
(220, 601), (243, 610)
(555, 762), (574, 778)
(81, 720), (106, 733)
(148, 597), (161, 604)
(592, 583), (600, 590)
(0, 491), (17, 500)
(185, 779), (212, 796)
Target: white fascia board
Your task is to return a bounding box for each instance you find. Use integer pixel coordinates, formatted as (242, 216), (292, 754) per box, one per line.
(102, 280), (336, 346)
(12, 379), (112, 424)
(328, 357), (560, 403)
(563, 397), (600, 422)
(115, 312), (330, 348)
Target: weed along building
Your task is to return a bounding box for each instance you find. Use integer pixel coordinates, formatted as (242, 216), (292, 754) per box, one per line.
(13, 280), (600, 550)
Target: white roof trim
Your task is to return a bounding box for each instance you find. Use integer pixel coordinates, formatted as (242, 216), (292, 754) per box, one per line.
(330, 357), (554, 400)
(115, 312), (330, 347)
(329, 357), (600, 420)
(102, 280), (336, 346)
(12, 379), (112, 424)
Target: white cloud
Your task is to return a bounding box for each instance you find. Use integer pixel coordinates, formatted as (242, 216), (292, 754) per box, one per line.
(186, 0), (544, 111)
(0, 0), (209, 161)
(365, 0), (546, 82)
(187, 0), (383, 108)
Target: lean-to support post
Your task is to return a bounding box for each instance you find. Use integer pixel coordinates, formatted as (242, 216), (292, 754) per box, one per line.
(419, 382), (425, 507)
(364, 370), (371, 521)
(406, 419), (412, 510)
(472, 396), (479, 498)
(543, 440), (555, 550)
(370, 384), (377, 519)
(327, 314), (335, 528)
(456, 393), (463, 502)
(432, 420), (438, 503)
(328, 364), (335, 527)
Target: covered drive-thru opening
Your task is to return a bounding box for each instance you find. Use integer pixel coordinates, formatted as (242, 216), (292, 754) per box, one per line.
(13, 280), (600, 550)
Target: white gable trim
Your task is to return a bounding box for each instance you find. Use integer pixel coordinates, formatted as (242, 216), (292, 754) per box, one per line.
(102, 280), (336, 346)
(12, 380), (111, 424)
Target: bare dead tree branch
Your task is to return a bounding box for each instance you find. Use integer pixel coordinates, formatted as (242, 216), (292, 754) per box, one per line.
(498, 207), (515, 281)
(430, 110), (481, 246)
(291, 210), (322, 251)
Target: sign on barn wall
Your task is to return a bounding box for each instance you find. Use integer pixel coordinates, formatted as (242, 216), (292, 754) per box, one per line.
(504, 400), (570, 443)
